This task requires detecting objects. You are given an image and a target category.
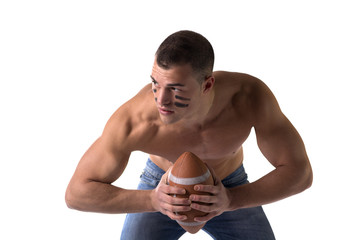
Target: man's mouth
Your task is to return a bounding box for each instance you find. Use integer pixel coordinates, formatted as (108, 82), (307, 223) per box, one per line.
(158, 107), (174, 115)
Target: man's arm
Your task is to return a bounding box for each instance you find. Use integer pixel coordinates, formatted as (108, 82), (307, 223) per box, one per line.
(190, 78), (312, 221)
(65, 86), (191, 216)
(228, 79), (313, 209)
(65, 103), (153, 213)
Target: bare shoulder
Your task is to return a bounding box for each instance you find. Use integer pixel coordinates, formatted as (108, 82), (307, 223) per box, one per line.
(213, 71), (282, 122)
(102, 84), (160, 152)
(214, 71), (266, 96)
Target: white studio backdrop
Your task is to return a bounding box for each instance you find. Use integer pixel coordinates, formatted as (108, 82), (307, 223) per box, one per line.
(1, 1), (359, 239)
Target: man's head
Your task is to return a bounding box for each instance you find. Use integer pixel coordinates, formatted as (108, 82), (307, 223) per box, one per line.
(155, 30), (214, 84)
(151, 31), (215, 125)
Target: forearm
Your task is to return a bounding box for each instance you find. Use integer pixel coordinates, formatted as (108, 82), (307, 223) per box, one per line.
(228, 164), (312, 210)
(65, 180), (155, 214)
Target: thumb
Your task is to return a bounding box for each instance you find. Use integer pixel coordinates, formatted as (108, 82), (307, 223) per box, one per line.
(204, 163), (220, 186)
(161, 166), (173, 185)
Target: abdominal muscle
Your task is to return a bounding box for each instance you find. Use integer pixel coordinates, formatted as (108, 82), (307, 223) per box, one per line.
(149, 146), (244, 181)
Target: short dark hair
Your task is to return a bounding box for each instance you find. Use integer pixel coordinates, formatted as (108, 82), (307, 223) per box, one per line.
(155, 30), (214, 83)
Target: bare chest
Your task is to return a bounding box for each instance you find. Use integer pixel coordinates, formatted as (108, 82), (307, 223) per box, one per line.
(142, 115), (252, 162)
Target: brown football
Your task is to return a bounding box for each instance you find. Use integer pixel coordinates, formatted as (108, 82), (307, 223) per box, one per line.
(168, 152), (214, 234)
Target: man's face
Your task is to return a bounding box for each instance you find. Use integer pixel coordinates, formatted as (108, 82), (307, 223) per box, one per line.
(150, 61), (202, 125)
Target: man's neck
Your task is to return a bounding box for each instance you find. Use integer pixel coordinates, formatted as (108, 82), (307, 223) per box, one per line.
(177, 88), (216, 130)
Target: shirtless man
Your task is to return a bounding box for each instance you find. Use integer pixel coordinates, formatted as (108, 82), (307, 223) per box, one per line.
(66, 30), (313, 239)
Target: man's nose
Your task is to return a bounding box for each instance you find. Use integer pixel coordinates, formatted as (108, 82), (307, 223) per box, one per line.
(156, 89), (171, 106)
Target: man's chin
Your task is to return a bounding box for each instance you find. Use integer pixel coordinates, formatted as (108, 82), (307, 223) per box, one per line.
(159, 115), (179, 125)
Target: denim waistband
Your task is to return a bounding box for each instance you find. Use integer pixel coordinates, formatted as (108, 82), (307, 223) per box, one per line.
(221, 163), (248, 188)
(142, 158), (248, 188)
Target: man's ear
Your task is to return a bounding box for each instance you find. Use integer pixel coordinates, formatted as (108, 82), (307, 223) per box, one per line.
(202, 76), (215, 94)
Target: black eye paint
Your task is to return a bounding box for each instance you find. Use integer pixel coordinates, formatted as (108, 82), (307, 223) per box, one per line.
(174, 95), (190, 108)
(154, 97), (157, 102)
(153, 89), (157, 93)
(175, 95), (190, 101)
(174, 102), (189, 108)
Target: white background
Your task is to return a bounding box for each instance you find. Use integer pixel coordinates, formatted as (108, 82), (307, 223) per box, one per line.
(1, 1), (359, 239)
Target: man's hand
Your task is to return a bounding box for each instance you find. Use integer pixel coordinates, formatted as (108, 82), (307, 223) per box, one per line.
(151, 167), (192, 221)
(189, 165), (232, 222)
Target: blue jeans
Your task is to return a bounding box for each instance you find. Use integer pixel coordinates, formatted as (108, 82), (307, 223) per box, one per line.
(120, 159), (275, 240)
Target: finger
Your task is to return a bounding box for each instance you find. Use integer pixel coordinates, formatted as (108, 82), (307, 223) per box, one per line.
(161, 184), (187, 195)
(164, 194), (191, 206)
(190, 194), (214, 204)
(193, 184), (218, 194)
(166, 210), (188, 221)
(190, 202), (213, 213)
(162, 202), (192, 213)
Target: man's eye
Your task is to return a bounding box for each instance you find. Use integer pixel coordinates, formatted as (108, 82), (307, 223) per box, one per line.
(152, 80), (159, 86)
(172, 87), (181, 92)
